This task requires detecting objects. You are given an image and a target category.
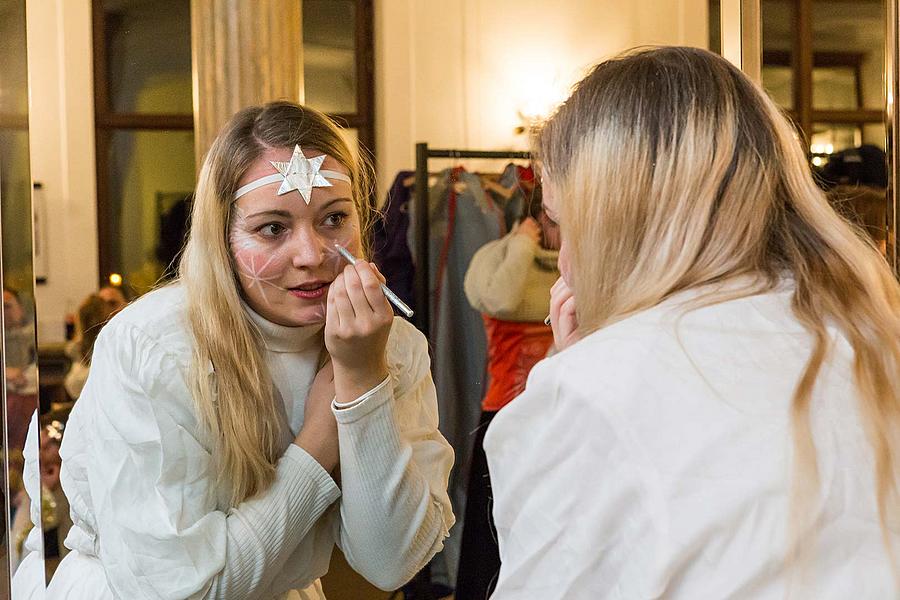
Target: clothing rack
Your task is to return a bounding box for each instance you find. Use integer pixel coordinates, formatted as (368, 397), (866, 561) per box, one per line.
(413, 142), (532, 336)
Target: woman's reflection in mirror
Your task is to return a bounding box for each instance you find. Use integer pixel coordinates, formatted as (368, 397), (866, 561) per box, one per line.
(16, 101), (454, 599)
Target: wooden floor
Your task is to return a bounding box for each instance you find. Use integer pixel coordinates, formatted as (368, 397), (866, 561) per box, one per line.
(320, 549), (395, 600)
(320, 550), (453, 600)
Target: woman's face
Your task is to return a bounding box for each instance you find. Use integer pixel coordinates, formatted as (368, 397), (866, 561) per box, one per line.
(230, 147), (361, 327)
(3, 290), (24, 328)
(541, 174), (570, 283)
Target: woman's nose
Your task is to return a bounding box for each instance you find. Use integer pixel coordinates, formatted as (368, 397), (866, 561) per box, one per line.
(290, 228), (327, 269)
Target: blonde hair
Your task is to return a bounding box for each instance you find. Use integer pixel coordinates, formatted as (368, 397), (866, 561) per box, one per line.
(826, 184), (889, 250)
(178, 101), (374, 505)
(540, 47), (900, 564)
(76, 293), (117, 362)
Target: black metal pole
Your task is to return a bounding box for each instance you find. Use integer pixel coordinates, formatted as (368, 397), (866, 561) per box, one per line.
(414, 142), (430, 337)
(425, 149), (531, 160)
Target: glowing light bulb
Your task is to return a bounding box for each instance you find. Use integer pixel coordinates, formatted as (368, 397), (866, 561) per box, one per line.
(109, 273), (123, 287)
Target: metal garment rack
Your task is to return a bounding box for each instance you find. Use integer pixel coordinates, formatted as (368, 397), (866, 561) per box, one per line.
(413, 142), (532, 336)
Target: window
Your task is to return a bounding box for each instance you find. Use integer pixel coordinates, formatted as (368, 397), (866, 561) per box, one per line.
(93, 0), (195, 295)
(303, 0), (376, 158)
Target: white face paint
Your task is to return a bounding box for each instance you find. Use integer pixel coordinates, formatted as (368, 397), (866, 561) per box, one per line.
(229, 147), (362, 326)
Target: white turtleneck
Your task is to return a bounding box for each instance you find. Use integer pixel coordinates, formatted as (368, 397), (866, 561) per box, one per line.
(39, 284), (455, 600)
(243, 301), (325, 435)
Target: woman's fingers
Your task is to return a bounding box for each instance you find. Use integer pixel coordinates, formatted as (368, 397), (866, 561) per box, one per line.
(328, 262), (393, 342)
(549, 277), (571, 320)
(354, 262), (391, 316)
(326, 279), (339, 332)
(549, 277), (578, 350)
(369, 262), (387, 284)
(329, 270), (355, 329)
(342, 263), (374, 315)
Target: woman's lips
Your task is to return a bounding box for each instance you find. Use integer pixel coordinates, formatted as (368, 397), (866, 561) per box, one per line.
(289, 282), (329, 300)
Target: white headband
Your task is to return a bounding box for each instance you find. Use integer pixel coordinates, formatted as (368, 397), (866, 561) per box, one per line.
(233, 144), (351, 204)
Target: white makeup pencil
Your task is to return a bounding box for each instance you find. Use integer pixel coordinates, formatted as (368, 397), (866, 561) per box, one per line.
(334, 244), (415, 318)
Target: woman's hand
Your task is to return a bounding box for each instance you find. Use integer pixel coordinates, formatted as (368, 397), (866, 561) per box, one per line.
(549, 277), (580, 351)
(325, 261), (393, 404)
(294, 361), (340, 473)
(6, 367), (26, 391)
(514, 217), (542, 245)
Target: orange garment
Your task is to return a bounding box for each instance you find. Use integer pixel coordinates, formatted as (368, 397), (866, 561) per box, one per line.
(481, 316), (553, 412)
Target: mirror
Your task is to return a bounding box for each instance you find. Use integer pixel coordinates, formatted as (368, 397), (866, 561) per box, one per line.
(760, 0), (890, 260)
(12, 0), (900, 597)
(712, 0), (892, 263)
(0, 0), (46, 595)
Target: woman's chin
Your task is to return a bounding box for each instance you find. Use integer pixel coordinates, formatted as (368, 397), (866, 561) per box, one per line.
(285, 304), (327, 327)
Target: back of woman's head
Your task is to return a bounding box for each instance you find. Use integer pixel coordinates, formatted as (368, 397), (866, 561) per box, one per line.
(826, 184), (889, 253)
(178, 102), (373, 505)
(77, 294), (115, 362)
(541, 46), (900, 565)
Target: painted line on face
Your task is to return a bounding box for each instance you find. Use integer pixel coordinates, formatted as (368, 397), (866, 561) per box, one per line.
(235, 252), (284, 307)
(321, 235), (357, 276)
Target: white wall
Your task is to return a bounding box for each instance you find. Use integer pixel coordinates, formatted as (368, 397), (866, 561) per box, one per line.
(374, 0), (708, 201)
(26, 0), (99, 344)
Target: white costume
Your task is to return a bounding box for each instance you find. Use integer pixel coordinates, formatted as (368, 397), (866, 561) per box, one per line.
(485, 282), (898, 599)
(38, 284), (454, 599)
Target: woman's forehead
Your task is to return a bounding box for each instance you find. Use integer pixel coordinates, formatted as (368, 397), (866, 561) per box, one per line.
(235, 180), (354, 215)
(238, 147), (350, 187)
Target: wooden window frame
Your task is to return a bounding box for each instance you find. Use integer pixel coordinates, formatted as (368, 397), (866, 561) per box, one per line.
(764, 0), (885, 146)
(316, 0), (376, 159)
(92, 0), (193, 286)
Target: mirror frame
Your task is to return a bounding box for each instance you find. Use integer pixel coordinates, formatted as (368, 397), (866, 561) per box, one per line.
(887, 0), (899, 273)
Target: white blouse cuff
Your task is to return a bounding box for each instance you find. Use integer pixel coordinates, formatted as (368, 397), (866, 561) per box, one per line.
(331, 376), (391, 416)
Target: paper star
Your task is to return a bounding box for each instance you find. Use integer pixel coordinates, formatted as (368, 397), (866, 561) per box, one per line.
(270, 144), (332, 204)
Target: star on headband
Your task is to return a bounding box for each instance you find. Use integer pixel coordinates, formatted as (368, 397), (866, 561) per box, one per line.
(231, 145), (352, 202)
(270, 144), (332, 204)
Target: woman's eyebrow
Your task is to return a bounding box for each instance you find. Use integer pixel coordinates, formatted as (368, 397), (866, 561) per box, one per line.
(243, 209), (293, 219)
(316, 197), (354, 211)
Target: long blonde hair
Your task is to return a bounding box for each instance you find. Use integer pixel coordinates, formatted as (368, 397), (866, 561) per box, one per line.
(540, 47), (900, 559)
(179, 101), (374, 505)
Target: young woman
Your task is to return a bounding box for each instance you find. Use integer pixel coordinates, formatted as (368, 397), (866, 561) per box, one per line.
(484, 47), (900, 599)
(40, 101), (454, 599)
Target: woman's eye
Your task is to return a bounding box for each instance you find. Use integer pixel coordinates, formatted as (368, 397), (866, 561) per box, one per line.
(258, 223), (287, 237)
(323, 212), (349, 228)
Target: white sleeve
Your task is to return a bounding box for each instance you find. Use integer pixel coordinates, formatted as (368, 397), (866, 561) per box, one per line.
(82, 322), (341, 600)
(464, 232), (537, 317)
(330, 321), (455, 591)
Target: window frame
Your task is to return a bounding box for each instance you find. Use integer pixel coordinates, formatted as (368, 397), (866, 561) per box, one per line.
(91, 0), (194, 285)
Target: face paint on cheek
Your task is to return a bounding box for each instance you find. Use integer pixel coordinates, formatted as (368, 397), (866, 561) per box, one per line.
(229, 209), (293, 307)
(320, 222), (362, 276)
(228, 208), (259, 253)
(233, 251), (290, 307)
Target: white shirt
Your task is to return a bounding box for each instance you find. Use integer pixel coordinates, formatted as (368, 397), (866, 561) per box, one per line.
(484, 284), (898, 599)
(43, 284), (454, 599)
